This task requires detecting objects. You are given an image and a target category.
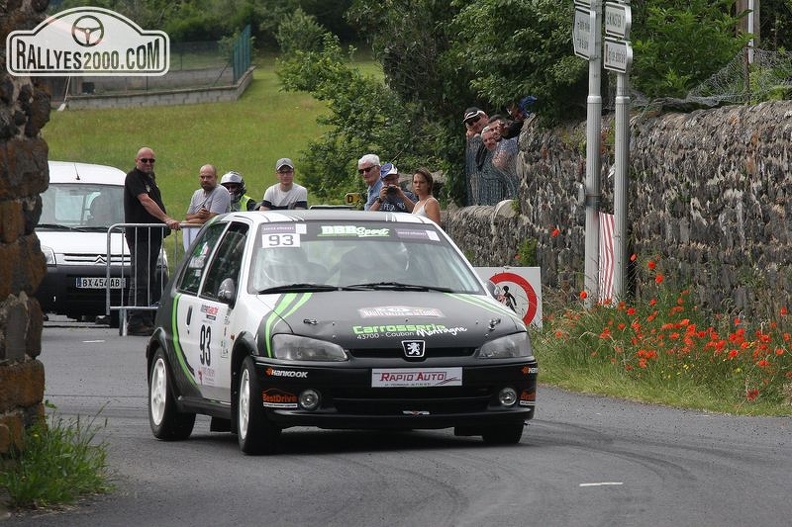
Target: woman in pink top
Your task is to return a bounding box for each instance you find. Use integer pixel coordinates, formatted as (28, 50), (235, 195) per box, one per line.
(411, 167), (441, 224)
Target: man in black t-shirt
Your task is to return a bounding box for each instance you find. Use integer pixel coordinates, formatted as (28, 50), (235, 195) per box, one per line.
(123, 147), (181, 335)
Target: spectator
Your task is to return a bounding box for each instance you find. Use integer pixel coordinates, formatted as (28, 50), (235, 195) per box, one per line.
(123, 147), (181, 336)
(463, 107), (488, 140)
(259, 158), (308, 210)
(185, 164), (231, 225)
(476, 125), (498, 171)
(369, 163), (417, 213)
(411, 167), (441, 225)
(357, 153), (382, 211)
(221, 171), (257, 212)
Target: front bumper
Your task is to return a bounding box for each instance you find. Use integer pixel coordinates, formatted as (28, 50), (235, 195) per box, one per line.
(254, 359), (538, 430)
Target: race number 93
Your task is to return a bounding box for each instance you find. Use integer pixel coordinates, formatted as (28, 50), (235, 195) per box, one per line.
(261, 233), (301, 248)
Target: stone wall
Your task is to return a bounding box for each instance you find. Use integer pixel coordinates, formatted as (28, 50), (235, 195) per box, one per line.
(0, 0), (50, 455)
(446, 100), (792, 321)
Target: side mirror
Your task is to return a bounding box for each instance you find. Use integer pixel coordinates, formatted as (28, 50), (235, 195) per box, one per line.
(485, 279), (499, 298)
(218, 277), (236, 305)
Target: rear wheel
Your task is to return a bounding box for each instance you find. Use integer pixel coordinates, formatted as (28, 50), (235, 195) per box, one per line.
(149, 349), (195, 440)
(482, 422), (524, 445)
(237, 356), (280, 454)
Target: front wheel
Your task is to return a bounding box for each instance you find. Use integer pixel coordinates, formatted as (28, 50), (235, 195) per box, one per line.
(482, 422), (524, 445)
(149, 349), (195, 440)
(237, 356), (280, 454)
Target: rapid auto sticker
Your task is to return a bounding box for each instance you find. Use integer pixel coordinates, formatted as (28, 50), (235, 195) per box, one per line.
(170, 293), (198, 388)
(372, 367), (463, 388)
(263, 293), (313, 357)
(359, 306), (444, 318)
(318, 225), (390, 238)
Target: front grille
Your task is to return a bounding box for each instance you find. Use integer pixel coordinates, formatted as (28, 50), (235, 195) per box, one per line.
(62, 253), (130, 265)
(331, 386), (493, 415)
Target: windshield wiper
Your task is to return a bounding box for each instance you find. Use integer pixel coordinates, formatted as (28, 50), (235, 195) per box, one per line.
(342, 282), (453, 293)
(36, 223), (75, 231)
(258, 283), (339, 294)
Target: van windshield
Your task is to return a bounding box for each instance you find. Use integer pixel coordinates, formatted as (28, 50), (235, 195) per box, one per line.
(39, 184), (125, 229)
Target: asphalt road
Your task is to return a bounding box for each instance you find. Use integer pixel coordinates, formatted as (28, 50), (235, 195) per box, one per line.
(4, 319), (791, 526)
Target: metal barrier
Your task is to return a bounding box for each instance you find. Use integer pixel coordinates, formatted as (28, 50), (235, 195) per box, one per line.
(104, 223), (198, 336)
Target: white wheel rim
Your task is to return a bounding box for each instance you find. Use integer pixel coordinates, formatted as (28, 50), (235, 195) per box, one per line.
(239, 368), (251, 438)
(150, 358), (167, 425)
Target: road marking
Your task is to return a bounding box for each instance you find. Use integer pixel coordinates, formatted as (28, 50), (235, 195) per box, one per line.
(84, 340), (106, 343)
(580, 482), (624, 487)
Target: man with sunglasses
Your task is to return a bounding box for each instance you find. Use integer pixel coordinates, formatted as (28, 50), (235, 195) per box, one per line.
(123, 147), (180, 336)
(259, 158), (308, 210)
(357, 153), (382, 210)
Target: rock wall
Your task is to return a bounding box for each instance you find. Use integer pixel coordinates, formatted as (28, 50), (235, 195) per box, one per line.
(0, 0), (50, 455)
(446, 100), (792, 320)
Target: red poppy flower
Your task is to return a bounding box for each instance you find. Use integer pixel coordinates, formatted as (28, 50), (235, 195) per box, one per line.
(648, 261), (656, 270)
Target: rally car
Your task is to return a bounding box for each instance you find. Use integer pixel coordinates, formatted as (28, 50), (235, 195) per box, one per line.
(146, 210), (538, 454)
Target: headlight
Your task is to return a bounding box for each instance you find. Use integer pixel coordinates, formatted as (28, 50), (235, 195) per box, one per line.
(478, 332), (534, 359)
(272, 334), (348, 362)
(41, 245), (56, 266)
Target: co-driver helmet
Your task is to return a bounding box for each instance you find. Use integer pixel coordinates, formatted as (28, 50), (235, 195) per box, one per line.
(220, 171), (246, 202)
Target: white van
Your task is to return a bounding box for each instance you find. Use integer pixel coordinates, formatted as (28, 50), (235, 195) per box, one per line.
(35, 161), (165, 327)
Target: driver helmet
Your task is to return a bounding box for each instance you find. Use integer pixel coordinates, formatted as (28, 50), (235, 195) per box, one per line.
(220, 171), (246, 203)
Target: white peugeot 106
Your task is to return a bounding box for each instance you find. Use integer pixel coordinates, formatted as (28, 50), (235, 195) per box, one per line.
(146, 210), (538, 454)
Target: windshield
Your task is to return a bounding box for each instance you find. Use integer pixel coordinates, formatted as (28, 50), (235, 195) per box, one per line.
(39, 183), (125, 229)
(248, 221), (484, 294)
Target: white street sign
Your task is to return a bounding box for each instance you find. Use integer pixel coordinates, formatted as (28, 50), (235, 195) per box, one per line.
(605, 2), (632, 39)
(573, 0), (592, 7)
(604, 38), (632, 73)
(573, 8), (593, 60)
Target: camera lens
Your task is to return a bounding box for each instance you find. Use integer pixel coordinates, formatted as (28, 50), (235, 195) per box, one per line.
(387, 186), (397, 194)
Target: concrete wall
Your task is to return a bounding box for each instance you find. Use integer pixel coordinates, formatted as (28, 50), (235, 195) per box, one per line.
(63, 67), (255, 110)
(0, 0), (50, 454)
(447, 100), (792, 321)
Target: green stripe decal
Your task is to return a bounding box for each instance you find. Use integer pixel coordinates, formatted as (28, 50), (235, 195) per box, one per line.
(170, 294), (198, 387)
(263, 293), (313, 357)
(447, 293), (524, 325)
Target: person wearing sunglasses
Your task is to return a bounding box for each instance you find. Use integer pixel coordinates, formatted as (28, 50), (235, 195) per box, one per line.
(259, 158), (308, 211)
(357, 153), (382, 210)
(123, 146), (181, 336)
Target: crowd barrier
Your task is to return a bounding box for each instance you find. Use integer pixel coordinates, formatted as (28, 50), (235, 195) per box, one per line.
(104, 223), (200, 336)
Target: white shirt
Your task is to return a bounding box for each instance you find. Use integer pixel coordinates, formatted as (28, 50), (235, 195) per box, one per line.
(261, 183), (308, 210)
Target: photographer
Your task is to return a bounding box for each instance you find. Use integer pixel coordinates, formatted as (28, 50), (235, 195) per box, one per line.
(369, 163), (416, 213)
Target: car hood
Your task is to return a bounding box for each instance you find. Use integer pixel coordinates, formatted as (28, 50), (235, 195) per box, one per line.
(255, 290), (525, 349)
(36, 230), (128, 254)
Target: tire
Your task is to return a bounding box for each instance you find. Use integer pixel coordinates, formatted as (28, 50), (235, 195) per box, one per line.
(149, 348), (196, 440)
(482, 422), (524, 445)
(237, 356), (280, 454)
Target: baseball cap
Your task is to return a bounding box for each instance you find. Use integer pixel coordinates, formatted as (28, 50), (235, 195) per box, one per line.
(380, 162), (398, 179)
(275, 158), (294, 171)
(462, 107), (484, 124)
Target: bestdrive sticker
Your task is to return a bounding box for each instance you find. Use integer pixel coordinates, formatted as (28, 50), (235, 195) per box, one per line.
(372, 368), (463, 388)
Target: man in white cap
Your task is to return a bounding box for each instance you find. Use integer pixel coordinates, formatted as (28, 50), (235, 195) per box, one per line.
(259, 158), (308, 210)
(368, 162), (416, 213)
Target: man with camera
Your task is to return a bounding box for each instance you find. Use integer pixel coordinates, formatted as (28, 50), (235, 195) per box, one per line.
(369, 162), (417, 213)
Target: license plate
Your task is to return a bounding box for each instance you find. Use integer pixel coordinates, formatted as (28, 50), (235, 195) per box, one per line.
(75, 277), (126, 289)
(372, 368), (463, 388)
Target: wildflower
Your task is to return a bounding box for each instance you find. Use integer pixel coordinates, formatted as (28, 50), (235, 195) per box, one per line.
(745, 389), (759, 401)
(626, 307), (636, 316)
(655, 274), (664, 284)
(648, 260), (656, 270)
(775, 348), (785, 356)
(630, 253), (637, 261)
(649, 298), (657, 306)
(728, 349), (739, 359)
(782, 306), (788, 316)
(580, 290), (587, 300)
(757, 359), (770, 368)
(551, 227), (560, 237)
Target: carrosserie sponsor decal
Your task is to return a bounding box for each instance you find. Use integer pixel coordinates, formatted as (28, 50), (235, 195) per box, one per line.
(359, 306), (444, 318)
(353, 323), (467, 339)
(265, 367), (308, 379)
(372, 368), (463, 388)
(262, 389), (299, 409)
(318, 225), (390, 238)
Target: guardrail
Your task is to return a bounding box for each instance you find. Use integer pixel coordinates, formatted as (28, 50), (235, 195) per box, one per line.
(104, 223), (203, 336)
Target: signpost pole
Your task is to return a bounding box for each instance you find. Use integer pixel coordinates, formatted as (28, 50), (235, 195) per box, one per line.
(613, 71), (630, 301)
(583, 1), (602, 308)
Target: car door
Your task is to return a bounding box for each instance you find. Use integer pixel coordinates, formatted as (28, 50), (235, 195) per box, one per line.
(174, 222), (247, 402)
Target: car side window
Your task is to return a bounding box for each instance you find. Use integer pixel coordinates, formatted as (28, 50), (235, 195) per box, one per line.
(200, 223), (249, 301)
(176, 223), (227, 295)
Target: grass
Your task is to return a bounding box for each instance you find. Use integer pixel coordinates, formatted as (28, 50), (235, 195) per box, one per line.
(0, 408), (113, 510)
(533, 256), (792, 416)
(43, 56), (331, 219)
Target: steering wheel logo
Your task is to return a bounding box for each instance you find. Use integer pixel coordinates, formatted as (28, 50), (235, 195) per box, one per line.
(71, 15), (105, 47)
